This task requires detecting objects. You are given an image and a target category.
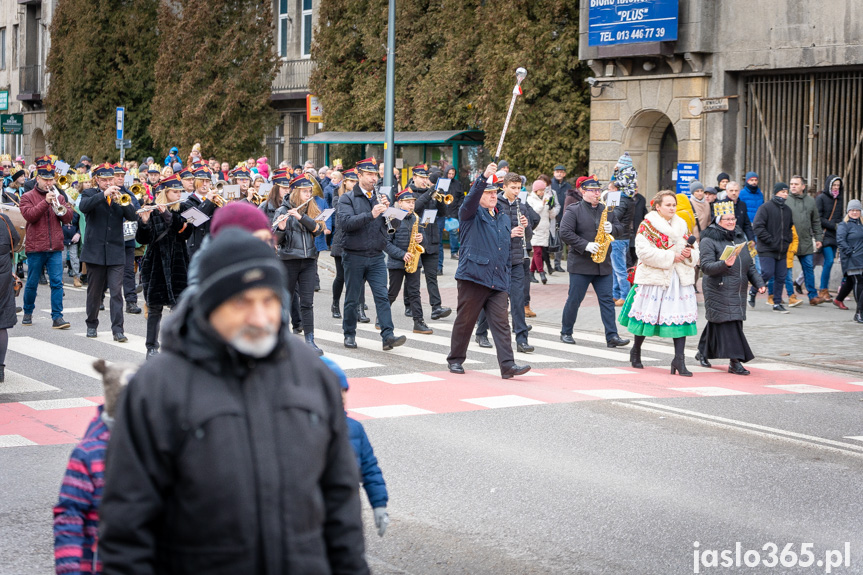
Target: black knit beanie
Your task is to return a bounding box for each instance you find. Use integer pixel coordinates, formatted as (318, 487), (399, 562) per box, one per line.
(194, 228), (286, 317)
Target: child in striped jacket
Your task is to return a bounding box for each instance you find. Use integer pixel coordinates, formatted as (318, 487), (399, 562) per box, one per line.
(53, 360), (134, 574)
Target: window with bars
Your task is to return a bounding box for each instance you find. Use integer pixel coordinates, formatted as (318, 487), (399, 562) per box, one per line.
(301, 0), (313, 58)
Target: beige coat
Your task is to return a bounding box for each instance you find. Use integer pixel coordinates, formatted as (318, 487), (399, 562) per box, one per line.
(633, 211), (699, 287)
(526, 191), (560, 247)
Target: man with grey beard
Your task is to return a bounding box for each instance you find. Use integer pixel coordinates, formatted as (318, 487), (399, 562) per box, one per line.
(99, 228), (369, 574)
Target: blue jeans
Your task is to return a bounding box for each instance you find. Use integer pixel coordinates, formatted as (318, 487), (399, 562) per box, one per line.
(759, 256), (787, 304)
(779, 253), (817, 300)
(821, 245), (836, 290)
(610, 239), (630, 300)
(23, 251), (64, 319)
(561, 272), (619, 341)
(449, 228), (460, 253)
(342, 252), (394, 341)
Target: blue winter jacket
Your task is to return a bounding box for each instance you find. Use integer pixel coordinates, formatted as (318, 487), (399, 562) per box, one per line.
(740, 182), (764, 223)
(455, 176), (512, 291)
(314, 196), (331, 253)
(346, 417), (388, 508)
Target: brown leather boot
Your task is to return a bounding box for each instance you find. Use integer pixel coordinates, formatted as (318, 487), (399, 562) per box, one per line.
(524, 305), (537, 318)
(73, 276), (82, 288)
(819, 288), (832, 301)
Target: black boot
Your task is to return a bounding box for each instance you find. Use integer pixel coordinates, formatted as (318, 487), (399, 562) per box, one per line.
(305, 333), (323, 356)
(629, 347), (643, 369)
(0, 364), (5, 382)
(413, 320), (433, 334)
(331, 301), (341, 319)
(855, 310), (863, 324)
(529, 272), (539, 283)
(695, 351), (711, 368)
(670, 355), (692, 377)
(728, 360), (750, 375)
(358, 305), (370, 323)
(539, 271), (547, 284)
(553, 263), (565, 273)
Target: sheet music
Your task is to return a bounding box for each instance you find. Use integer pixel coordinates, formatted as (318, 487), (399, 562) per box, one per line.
(54, 161), (70, 176)
(258, 183), (274, 195)
(604, 191), (621, 207)
(315, 208), (335, 221)
(421, 210), (437, 224)
(436, 178), (452, 192)
(221, 184), (241, 199)
(181, 207), (211, 227)
(383, 207), (408, 221)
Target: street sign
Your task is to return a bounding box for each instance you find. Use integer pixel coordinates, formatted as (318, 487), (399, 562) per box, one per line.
(116, 107), (125, 140)
(0, 114), (23, 135)
(588, 0), (679, 47)
(675, 163), (700, 195)
(0, 91), (8, 112)
(306, 95), (322, 122)
(688, 97), (732, 116)
(115, 138), (132, 149)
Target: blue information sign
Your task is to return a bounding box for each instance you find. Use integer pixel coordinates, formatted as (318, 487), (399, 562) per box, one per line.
(116, 107), (125, 140)
(588, 0), (679, 47)
(676, 163), (699, 195)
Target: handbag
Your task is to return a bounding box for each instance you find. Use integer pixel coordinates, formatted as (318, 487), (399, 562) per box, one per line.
(0, 215), (21, 297)
(547, 224), (562, 253)
(444, 217), (459, 233)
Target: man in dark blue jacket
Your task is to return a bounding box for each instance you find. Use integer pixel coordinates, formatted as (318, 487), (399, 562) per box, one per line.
(551, 164), (571, 272)
(446, 163), (530, 379)
(112, 164), (142, 314)
(337, 157), (407, 351)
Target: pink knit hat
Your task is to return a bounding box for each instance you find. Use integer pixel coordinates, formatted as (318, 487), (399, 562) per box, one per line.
(532, 180), (547, 192)
(210, 202), (271, 237)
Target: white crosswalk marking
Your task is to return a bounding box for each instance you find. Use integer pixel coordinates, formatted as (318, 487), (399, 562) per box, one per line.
(575, 389), (653, 399)
(0, 373), (59, 395)
(354, 324), (569, 363)
(430, 322), (656, 362)
(20, 398), (99, 410)
(8, 337), (102, 379)
(569, 367), (634, 375)
(766, 384), (839, 393)
(314, 329), (480, 365)
(527, 324), (675, 355)
(462, 395), (545, 409)
(370, 373), (444, 384)
(0, 434), (38, 447)
(320, 352), (382, 370)
(671, 387), (751, 397)
(473, 369), (544, 377)
(745, 363), (798, 371)
(75, 332), (147, 354)
(350, 405), (434, 418)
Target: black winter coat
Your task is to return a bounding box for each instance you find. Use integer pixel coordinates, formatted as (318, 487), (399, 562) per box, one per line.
(551, 178), (572, 224)
(443, 179), (465, 219)
(816, 175), (844, 248)
(631, 193), (648, 235)
(329, 205), (345, 258)
(259, 197), (282, 226)
(78, 187), (138, 266)
(699, 223), (765, 323)
(413, 185), (446, 255)
(99, 296), (369, 575)
(752, 197), (793, 258)
(385, 211), (421, 270)
(837, 218), (863, 274)
(180, 193), (218, 257)
(273, 198), (320, 260)
(730, 198), (754, 241)
(337, 185), (395, 257)
(559, 201), (624, 276)
(613, 195), (635, 241)
(0, 213), (19, 329)
(136, 210), (192, 307)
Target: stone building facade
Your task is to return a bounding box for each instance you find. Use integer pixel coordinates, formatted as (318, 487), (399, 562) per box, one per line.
(579, 0), (863, 200)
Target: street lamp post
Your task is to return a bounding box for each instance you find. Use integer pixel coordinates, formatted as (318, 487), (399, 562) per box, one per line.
(383, 0), (396, 193)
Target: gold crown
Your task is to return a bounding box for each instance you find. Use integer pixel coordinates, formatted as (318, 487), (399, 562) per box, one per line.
(0, 154), (10, 163)
(713, 201), (735, 218)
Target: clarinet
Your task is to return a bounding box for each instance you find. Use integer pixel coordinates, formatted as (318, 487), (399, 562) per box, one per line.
(515, 199), (529, 259)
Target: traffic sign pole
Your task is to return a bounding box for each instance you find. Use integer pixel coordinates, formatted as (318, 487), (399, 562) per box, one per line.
(116, 107), (126, 164)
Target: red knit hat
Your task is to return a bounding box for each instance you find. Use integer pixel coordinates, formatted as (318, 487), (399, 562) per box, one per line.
(210, 202), (271, 237)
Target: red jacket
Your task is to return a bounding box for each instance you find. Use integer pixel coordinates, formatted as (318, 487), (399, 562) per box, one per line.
(20, 187), (74, 253)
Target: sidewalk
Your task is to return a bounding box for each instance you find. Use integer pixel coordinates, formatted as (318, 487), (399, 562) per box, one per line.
(430, 257), (863, 374)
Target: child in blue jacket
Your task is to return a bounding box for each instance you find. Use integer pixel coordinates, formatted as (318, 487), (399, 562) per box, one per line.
(321, 356), (390, 537)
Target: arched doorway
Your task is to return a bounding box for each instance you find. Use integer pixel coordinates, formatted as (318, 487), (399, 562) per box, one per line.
(622, 110), (677, 201)
(32, 128), (46, 159)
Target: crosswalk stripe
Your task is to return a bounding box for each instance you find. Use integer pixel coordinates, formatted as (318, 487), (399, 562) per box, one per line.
(314, 329), (480, 365)
(8, 337), (102, 379)
(429, 322), (656, 362)
(671, 387), (751, 397)
(370, 373), (444, 384)
(0, 373), (59, 395)
(75, 332), (147, 354)
(526, 324), (675, 355)
(766, 384), (840, 393)
(320, 352), (382, 370)
(353, 324), (567, 363)
(20, 398), (99, 410)
(350, 405), (434, 418)
(576, 389), (653, 399)
(462, 395), (545, 409)
(0, 434), (38, 447)
(569, 367), (634, 375)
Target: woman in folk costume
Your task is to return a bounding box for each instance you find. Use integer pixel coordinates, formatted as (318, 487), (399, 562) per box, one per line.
(619, 190), (700, 376)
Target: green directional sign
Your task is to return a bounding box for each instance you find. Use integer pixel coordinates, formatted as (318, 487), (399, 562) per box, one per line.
(0, 114), (23, 134)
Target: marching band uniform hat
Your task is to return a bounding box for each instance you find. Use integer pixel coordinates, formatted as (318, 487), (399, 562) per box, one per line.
(93, 163), (115, 178)
(193, 164), (212, 180)
(272, 169), (291, 186)
(35, 155), (52, 167)
(342, 168), (358, 182)
(178, 166), (195, 179)
(355, 157), (378, 173)
(160, 174), (184, 190)
(232, 166), (251, 180)
(289, 174), (313, 189)
(580, 176), (602, 191)
(36, 164), (56, 178)
(411, 164), (429, 178)
(112, 164), (126, 175)
(396, 189), (416, 201)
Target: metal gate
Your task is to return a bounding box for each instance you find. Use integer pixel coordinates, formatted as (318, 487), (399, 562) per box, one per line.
(744, 71), (863, 199)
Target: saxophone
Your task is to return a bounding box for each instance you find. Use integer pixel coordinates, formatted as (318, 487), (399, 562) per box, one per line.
(591, 190), (614, 263)
(404, 213), (425, 273)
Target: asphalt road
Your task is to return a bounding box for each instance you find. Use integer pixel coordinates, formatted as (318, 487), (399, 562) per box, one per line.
(1, 268), (862, 575)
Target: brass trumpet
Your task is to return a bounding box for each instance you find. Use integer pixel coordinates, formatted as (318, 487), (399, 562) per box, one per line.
(250, 193), (265, 205)
(432, 191), (454, 205)
(118, 193), (132, 206)
(57, 175), (72, 190)
(130, 183), (146, 200)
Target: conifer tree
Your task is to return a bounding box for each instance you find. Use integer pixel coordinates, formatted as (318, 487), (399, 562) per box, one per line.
(150, 0), (280, 162)
(45, 0), (158, 162)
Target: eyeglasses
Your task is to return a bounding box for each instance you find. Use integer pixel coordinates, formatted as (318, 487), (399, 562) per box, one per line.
(722, 217), (738, 221)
